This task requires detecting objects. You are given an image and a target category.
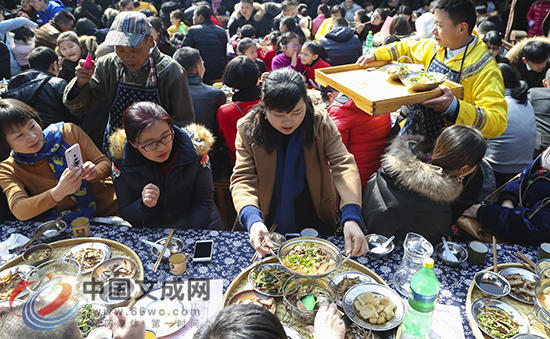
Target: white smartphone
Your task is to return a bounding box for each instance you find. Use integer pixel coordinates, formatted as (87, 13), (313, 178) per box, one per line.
(193, 240), (214, 263)
(65, 143), (83, 169)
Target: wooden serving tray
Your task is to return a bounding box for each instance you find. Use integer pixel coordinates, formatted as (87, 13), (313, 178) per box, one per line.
(222, 256), (388, 338)
(0, 237), (145, 309)
(466, 263), (550, 338)
(315, 62), (464, 116)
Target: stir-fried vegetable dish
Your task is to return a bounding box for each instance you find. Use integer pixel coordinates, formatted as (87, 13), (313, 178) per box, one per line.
(477, 305), (520, 339)
(281, 242), (336, 275)
(250, 265), (292, 295)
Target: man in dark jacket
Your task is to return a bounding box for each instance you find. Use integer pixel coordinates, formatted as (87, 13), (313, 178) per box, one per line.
(0, 41), (10, 80)
(182, 4), (228, 84)
(34, 10), (74, 50)
(320, 18), (361, 66)
(2, 47), (78, 126)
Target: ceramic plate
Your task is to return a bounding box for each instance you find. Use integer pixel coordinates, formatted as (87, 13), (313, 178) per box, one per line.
(0, 265), (34, 300)
(62, 242), (111, 274)
(132, 289), (193, 337)
(248, 263), (292, 297)
(499, 267), (538, 304)
(471, 298), (529, 339)
(330, 272), (373, 307)
(283, 324), (303, 339)
(343, 283), (406, 331)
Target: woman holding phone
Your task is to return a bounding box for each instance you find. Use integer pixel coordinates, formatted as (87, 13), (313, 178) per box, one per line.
(0, 98), (118, 221)
(230, 68), (368, 256)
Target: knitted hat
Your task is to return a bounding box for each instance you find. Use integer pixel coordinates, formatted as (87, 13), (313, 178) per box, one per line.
(105, 12), (152, 47)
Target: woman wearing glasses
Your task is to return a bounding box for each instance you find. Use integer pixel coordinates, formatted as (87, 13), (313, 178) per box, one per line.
(109, 101), (224, 229)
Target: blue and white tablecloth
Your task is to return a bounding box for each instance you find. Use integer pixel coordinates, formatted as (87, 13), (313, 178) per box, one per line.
(0, 220), (541, 339)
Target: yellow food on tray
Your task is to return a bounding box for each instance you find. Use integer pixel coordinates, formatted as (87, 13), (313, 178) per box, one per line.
(281, 242), (336, 275)
(0, 268), (24, 301)
(353, 292), (396, 324)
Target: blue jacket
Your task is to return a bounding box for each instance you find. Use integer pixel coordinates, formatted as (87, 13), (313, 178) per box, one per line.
(36, 0), (65, 27)
(111, 126), (223, 230)
(320, 26), (362, 66)
(478, 154), (550, 245)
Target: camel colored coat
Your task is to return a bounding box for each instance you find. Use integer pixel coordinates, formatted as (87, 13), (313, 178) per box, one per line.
(230, 108), (361, 227)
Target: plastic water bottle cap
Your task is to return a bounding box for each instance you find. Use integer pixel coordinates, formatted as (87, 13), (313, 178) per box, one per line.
(423, 257), (434, 269)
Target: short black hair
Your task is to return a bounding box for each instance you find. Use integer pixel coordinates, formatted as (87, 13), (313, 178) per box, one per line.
(281, 16), (297, 30)
(240, 24), (256, 38)
(397, 5), (412, 16)
(27, 47), (58, 72)
(195, 3), (213, 21)
(330, 4), (345, 18)
(476, 17), (497, 37)
(13, 26), (34, 41)
(223, 56), (260, 90)
(75, 17), (97, 36)
(522, 40), (549, 64)
(333, 18), (348, 28)
(432, 0), (476, 34)
(236, 38), (256, 55)
(173, 46), (202, 72)
(53, 10), (75, 25)
(281, 0), (294, 11)
(140, 8), (155, 16)
(482, 30), (501, 46)
(0, 99), (42, 160)
(170, 9), (185, 20)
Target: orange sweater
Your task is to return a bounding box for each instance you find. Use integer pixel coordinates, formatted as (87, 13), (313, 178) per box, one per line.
(0, 123), (118, 220)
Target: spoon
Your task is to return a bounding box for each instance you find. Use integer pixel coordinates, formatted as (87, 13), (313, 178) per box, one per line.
(442, 237), (458, 262)
(370, 235), (395, 254)
(141, 239), (170, 258)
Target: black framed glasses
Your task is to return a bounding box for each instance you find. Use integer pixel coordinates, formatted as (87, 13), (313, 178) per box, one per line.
(138, 130), (175, 152)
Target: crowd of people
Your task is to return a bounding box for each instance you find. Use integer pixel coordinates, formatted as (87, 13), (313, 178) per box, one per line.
(0, 0), (548, 294)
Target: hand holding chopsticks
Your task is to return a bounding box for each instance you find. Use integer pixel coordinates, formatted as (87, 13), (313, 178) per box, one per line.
(250, 223), (277, 262)
(153, 229), (174, 272)
(15, 216), (62, 255)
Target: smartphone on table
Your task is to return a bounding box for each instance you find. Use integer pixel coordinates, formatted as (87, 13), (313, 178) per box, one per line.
(65, 143), (83, 170)
(193, 240), (214, 263)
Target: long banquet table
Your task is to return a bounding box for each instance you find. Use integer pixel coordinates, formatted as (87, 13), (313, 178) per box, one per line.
(0, 220), (542, 339)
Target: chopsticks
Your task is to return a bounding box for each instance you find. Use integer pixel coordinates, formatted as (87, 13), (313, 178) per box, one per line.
(492, 236), (498, 273)
(509, 253), (533, 270)
(515, 251), (537, 270)
(153, 229), (174, 273)
(250, 224), (277, 262)
(15, 216), (62, 255)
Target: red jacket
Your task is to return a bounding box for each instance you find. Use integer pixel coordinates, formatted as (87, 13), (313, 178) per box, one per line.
(527, 0), (550, 37)
(328, 98), (391, 190)
(217, 99), (262, 164)
(303, 58), (331, 89)
(261, 47), (275, 71)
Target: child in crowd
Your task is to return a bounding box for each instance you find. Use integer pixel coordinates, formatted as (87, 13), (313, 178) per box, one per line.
(148, 16), (176, 57)
(237, 38), (267, 73)
(168, 9), (188, 38)
(231, 24), (257, 54)
(12, 27), (35, 71)
(260, 31), (280, 72)
(300, 41), (330, 89)
(482, 31), (507, 64)
(272, 32), (303, 73)
(217, 56), (262, 165)
(56, 31), (97, 82)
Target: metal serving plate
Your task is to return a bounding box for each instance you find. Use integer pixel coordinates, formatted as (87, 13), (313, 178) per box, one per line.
(343, 283), (406, 331)
(273, 237), (350, 278)
(248, 263), (292, 297)
(471, 298), (529, 339)
(330, 272), (373, 307)
(62, 242), (111, 274)
(499, 267), (538, 304)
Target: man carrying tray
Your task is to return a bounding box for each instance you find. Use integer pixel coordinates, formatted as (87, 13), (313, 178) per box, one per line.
(358, 0), (507, 143)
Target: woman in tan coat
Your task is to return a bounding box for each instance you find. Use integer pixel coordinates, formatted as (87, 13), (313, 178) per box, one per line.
(230, 68), (368, 256)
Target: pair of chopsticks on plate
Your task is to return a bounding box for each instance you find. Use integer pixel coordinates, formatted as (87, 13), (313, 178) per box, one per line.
(153, 229), (174, 273)
(510, 250), (537, 270)
(15, 216), (62, 255)
(250, 224), (277, 262)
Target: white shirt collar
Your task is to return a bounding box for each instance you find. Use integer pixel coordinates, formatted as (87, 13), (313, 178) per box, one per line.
(446, 35), (477, 58)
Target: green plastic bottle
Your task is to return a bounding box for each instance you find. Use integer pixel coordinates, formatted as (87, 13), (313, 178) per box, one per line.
(365, 31), (374, 53)
(179, 22), (186, 34)
(403, 257), (440, 338)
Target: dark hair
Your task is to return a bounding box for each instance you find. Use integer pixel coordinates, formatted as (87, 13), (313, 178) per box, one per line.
(281, 16), (297, 30)
(355, 9), (366, 19)
(522, 40), (549, 64)
(362, 1), (373, 8)
(333, 18), (348, 27)
(383, 34), (401, 45)
(302, 41), (328, 62)
(13, 26), (34, 42)
(123, 101), (175, 143)
(330, 4), (345, 18)
(27, 46), (58, 71)
(0, 99), (42, 159)
(236, 37), (256, 55)
(217, 4), (226, 15)
(373, 8), (388, 24)
(276, 31), (299, 54)
(240, 24), (256, 38)
(268, 30), (280, 47)
(248, 68), (314, 153)
(139, 8), (155, 16)
(320, 85), (337, 104)
(170, 8), (185, 20)
(432, 0), (476, 34)
(319, 4), (330, 16)
(173, 46), (202, 72)
(359, 13), (370, 23)
(195, 3), (213, 21)
(430, 125), (486, 174)
(75, 17), (97, 37)
(396, 5), (412, 16)
(193, 304), (287, 339)
(223, 56), (260, 90)
(390, 15), (412, 35)
(281, 0), (294, 11)
(240, 0), (253, 5)
(499, 63), (528, 104)
(475, 4), (487, 15)
(482, 30), (501, 46)
(476, 18), (497, 37)
(53, 10), (75, 24)
(118, 0), (132, 10)
(148, 16), (170, 41)
(297, 3), (308, 14)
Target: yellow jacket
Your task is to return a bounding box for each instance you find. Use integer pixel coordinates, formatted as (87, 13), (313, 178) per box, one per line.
(315, 17), (333, 41)
(374, 33), (507, 138)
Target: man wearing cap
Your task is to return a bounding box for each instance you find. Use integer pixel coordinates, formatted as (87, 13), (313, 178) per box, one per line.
(63, 11), (195, 158)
